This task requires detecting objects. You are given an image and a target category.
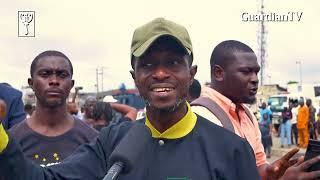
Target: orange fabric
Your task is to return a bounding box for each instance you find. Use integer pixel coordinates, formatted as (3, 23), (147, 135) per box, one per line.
(298, 128), (309, 148)
(297, 105), (309, 129)
(200, 86), (267, 166)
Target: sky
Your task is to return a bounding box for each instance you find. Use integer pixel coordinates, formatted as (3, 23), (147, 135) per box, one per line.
(1, 0), (319, 93)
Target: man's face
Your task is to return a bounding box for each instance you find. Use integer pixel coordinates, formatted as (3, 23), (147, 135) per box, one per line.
(131, 41), (197, 112)
(306, 100), (311, 107)
(29, 56), (74, 108)
(220, 52), (260, 104)
(84, 98), (97, 118)
(299, 101), (304, 106)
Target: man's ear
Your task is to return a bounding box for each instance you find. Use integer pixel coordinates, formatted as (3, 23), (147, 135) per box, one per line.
(71, 80), (75, 88)
(213, 65), (224, 82)
(28, 78), (33, 90)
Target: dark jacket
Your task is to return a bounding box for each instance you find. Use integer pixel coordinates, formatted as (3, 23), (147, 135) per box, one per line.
(0, 115), (260, 180)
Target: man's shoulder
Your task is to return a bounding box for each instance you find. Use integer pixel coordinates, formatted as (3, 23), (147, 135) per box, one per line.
(195, 115), (253, 150)
(73, 118), (99, 137)
(195, 115), (241, 140)
(97, 120), (134, 150)
(192, 106), (223, 126)
(8, 120), (32, 140)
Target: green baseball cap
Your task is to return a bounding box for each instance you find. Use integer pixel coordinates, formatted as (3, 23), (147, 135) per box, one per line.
(131, 18), (193, 58)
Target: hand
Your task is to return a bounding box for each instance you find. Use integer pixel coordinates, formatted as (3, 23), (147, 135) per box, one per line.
(0, 99), (6, 122)
(280, 156), (320, 180)
(67, 102), (78, 115)
(267, 148), (300, 179)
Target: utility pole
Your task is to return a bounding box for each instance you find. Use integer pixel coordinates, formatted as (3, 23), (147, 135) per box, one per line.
(296, 61), (302, 92)
(96, 68), (99, 95)
(258, 0), (267, 86)
(101, 67), (104, 92)
(96, 67), (106, 97)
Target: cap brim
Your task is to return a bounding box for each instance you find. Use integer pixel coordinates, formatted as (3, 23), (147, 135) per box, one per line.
(132, 34), (191, 58)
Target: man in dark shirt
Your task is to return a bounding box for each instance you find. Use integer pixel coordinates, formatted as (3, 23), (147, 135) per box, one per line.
(0, 18), (260, 180)
(8, 50), (98, 166)
(307, 98), (317, 140)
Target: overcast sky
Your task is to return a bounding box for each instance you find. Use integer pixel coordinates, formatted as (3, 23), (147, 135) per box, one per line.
(1, 0), (319, 92)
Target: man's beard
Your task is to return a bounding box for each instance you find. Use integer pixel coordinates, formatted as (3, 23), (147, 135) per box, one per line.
(242, 96), (257, 105)
(143, 97), (186, 113)
(37, 97), (64, 109)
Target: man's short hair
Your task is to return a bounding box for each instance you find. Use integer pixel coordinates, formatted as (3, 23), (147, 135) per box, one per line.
(84, 96), (97, 106)
(92, 101), (113, 122)
(189, 79), (201, 99)
(30, 50), (73, 77)
(210, 40), (254, 68)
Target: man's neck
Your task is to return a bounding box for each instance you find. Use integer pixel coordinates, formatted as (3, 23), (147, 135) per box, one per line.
(147, 103), (188, 133)
(27, 103), (74, 136)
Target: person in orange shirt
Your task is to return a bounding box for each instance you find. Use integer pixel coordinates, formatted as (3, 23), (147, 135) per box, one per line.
(297, 99), (309, 148)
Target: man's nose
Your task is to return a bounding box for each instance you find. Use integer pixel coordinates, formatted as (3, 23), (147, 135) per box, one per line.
(152, 67), (170, 80)
(250, 73), (259, 85)
(48, 75), (60, 86)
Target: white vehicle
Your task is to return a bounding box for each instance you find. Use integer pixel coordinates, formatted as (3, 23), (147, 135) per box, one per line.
(268, 94), (306, 125)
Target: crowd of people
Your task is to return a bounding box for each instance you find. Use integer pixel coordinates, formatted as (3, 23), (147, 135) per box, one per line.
(256, 97), (320, 158)
(1, 17), (320, 179)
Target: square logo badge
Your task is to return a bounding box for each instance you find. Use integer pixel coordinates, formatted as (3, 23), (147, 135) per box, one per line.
(18, 11), (35, 37)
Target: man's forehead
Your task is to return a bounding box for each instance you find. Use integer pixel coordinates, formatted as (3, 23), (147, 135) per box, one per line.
(85, 97), (97, 104)
(232, 51), (258, 65)
(36, 56), (70, 70)
(233, 51), (257, 59)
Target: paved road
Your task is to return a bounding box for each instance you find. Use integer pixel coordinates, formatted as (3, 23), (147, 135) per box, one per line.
(269, 134), (306, 163)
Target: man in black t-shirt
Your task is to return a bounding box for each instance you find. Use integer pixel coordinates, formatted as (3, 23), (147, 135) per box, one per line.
(9, 50), (98, 166)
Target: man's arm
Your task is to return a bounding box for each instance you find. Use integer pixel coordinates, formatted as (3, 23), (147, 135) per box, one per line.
(110, 103), (137, 121)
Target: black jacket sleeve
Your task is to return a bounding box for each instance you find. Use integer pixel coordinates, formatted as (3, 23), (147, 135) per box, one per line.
(233, 139), (261, 180)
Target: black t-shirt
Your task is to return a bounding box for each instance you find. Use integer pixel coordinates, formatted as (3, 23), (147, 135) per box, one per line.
(9, 118), (98, 167)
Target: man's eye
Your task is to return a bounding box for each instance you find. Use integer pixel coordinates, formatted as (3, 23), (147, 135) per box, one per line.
(172, 60), (180, 65)
(39, 71), (50, 77)
(58, 72), (69, 78)
(141, 63), (153, 68)
(169, 59), (182, 66)
(241, 70), (250, 74)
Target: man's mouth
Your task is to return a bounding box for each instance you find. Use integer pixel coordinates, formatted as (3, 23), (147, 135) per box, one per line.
(249, 88), (258, 95)
(151, 87), (174, 92)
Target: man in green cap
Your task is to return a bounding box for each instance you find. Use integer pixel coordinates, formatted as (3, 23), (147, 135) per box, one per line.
(0, 18), (259, 180)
